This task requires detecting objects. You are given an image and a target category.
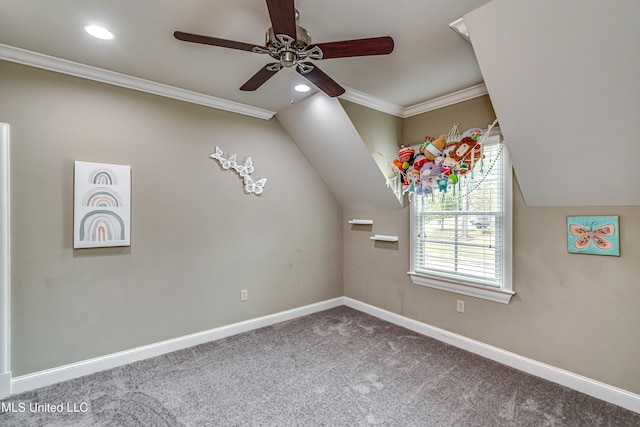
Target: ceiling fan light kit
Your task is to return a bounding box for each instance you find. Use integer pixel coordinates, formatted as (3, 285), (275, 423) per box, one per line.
(174, 0), (394, 98)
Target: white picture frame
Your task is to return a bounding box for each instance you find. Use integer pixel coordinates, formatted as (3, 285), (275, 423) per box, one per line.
(73, 161), (131, 248)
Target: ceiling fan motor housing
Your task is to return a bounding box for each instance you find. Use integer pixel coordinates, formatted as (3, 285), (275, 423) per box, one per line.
(173, 1), (393, 97)
(266, 26), (311, 49)
(280, 50), (296, 67)
(265, 25), (319, 69)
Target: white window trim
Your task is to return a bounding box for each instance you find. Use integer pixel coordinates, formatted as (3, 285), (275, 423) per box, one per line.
(408, 135), (514, 304)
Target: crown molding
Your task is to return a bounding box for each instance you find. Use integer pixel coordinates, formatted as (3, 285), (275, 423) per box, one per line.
(340, 87), (405, 117)
(0, 43), (486, 121)
(340, 83), (488, 119)
(402, 83), (488, 117)
(0, 44), (276, 121)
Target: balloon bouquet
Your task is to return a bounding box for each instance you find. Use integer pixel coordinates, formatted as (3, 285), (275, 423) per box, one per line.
(392, 122), (493, 197)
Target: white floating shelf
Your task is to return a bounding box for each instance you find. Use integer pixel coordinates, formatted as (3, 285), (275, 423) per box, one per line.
(348, 219), (373, 225)
(370, 234), (399, 242)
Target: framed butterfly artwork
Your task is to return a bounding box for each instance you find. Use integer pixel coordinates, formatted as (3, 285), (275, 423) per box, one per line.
(567, 215), (620, 256)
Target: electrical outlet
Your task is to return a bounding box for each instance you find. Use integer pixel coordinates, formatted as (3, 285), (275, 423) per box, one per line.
(240, 289), (248, 302)
(456, 300), (465, 313)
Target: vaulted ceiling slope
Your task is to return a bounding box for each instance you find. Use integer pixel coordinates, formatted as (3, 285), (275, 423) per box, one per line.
(0, 0), (491, 113)
(465, 0), (640, 207)
(277, 93), (402, 209)
(4, 1), (637, 209)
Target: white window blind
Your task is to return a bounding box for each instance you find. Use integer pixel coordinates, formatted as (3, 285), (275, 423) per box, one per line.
(410, 134), (513, 303)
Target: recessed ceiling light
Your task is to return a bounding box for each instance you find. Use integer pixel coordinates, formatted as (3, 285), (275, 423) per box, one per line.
(84, 25), (114, 40)
(294, 84), (311, 93)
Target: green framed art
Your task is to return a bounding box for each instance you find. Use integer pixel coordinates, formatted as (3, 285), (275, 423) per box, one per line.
(567, 215), (620, 256)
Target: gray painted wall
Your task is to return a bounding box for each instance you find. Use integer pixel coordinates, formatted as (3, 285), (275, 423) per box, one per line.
(342, 102), (640, 395)
(402, 95), (495, 147)
(338, 99), (403, 181)
(0, 61), (343, 376)
(3, 58), (639, 398)
(344, 187), (640, 394)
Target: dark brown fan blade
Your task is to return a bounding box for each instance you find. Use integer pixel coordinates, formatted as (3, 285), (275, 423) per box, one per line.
(174, 31), (263, 52)
(298, 63), (345, 97)
(265, 0), (296, 38)
(240, 64), (281, 91)
(311, 36), (394, 59)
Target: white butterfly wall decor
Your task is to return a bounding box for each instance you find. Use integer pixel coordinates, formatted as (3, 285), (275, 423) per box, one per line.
(210, 147), (223, 160)
(236, 158), (254, 177)
(244, 176), (267, 195)
(220, 154), (237, 170)
(210, 146), (267, 196)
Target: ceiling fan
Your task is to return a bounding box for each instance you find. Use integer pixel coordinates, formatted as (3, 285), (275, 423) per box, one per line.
(174, 0), (394, 97)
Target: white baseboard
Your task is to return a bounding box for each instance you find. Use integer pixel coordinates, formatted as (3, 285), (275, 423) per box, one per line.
(10, 297), (343, 395)
(8, 296), (640, 415)
(0, 372), (10, 399)
(343, 297), (640, 414)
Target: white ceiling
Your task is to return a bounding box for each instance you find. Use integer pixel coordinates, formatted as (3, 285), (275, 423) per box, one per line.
(2, 1), (638, 208)
(466, 0), (640, 206)
(0, 0), (491, 114)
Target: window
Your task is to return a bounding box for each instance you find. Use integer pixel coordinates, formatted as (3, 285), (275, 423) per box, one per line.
(409, 133), (513, 303)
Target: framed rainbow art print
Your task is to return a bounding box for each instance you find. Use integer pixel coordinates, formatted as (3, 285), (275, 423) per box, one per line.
(74, 161), (131, 249)
(567, 215), (620, 256)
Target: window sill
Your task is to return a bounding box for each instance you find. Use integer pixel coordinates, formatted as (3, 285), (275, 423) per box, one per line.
(408, 272), (514, 304)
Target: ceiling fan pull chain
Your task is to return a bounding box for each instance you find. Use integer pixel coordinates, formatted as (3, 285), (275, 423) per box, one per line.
(290, 68), (295, 104)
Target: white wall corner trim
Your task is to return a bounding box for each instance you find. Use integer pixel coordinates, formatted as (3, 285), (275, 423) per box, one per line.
(0, 123), (10, 399)
(343, 297), (640, 414)
(0, 44), (276, 121)
(10, 298), (343, 395)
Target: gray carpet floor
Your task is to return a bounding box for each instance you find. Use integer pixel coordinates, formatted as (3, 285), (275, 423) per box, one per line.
(1, 306), (639, 426)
